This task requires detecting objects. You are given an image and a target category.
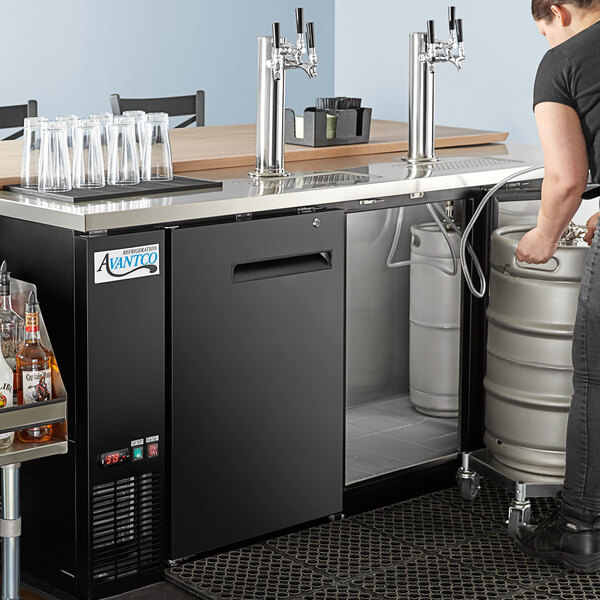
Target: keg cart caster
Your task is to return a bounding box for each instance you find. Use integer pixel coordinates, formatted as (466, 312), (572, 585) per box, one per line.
(457, 450), (563, 539)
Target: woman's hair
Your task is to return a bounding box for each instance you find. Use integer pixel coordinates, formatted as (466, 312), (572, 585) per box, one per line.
(532, 0), (600, 21)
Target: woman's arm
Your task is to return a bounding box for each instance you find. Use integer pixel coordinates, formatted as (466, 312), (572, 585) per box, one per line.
(516, 101), (589, 263)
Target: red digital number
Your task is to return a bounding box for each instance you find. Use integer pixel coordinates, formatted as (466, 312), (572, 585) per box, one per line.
(104, 453), (119, 466)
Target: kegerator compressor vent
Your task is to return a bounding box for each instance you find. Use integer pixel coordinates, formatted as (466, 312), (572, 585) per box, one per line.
(91, 472), (163, 584)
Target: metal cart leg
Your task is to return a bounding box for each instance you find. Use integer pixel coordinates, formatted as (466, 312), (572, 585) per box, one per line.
(457, 452), (481, 500)
(1, 464), (21, 600)
(506, 481), (532, 539)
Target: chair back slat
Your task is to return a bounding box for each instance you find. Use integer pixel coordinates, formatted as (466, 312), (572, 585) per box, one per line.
(110, 92), (204, 127)
(0, 100), (38, 140)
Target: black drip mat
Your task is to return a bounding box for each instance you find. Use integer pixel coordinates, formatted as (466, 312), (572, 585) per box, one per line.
(166, 480), (583, 600)
(5, 175), (221, 203)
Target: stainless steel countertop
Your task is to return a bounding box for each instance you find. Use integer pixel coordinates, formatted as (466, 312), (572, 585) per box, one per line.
(0, 143), (544, 233)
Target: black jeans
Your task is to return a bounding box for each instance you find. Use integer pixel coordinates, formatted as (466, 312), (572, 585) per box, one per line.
(563, 223), (600, 514)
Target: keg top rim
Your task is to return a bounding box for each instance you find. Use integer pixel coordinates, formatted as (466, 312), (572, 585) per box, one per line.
(493, 225), (589, 249)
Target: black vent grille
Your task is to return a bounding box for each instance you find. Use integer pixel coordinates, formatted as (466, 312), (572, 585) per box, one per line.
(91, 472), (162, 584)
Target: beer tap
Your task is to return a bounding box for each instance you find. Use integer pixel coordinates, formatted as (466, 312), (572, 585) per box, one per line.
(252, 8), (318, 178)
(407, 6), (466, 163)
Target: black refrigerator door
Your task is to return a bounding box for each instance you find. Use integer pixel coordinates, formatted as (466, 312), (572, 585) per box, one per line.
(170, 210), (345, 559)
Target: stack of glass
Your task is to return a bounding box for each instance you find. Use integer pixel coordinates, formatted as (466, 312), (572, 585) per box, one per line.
(20, 110), (173, 193)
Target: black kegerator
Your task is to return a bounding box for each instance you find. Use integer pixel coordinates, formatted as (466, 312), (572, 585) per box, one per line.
(0, 209), (345, 599)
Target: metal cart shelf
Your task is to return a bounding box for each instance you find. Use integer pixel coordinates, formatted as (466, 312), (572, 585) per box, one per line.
(457, 449), (563, 538)
(0, 397), (67, 600)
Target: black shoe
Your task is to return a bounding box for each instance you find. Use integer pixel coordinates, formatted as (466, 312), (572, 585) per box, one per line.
(516, 510), (600, 573)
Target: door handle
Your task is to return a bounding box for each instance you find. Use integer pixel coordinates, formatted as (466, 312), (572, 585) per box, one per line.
(232, 251), (332, 283)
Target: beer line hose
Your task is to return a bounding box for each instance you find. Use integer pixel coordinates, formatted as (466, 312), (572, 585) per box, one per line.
(386, 164), (545, 298)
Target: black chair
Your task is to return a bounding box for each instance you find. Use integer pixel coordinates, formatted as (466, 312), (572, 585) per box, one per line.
(0, 100), (38, 140)
(110, 91), (205, 127)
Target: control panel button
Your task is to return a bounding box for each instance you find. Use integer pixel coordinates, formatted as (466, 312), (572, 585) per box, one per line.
(132, 447), (144, 462)
(147, 443), (159, 458)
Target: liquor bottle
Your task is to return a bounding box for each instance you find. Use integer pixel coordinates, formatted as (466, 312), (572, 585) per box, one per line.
(0, 350), (14, 449)
(0, 261), (24, 378)
(17, 290), (53, 443)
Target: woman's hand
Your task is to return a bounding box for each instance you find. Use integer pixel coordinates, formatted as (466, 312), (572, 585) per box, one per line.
(585, 211), (600, 245)
(516, 227), (559, 264)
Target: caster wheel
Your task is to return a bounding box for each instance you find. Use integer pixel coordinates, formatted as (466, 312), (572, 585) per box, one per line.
(458, 473), (481, 501)
(507, 509), (523, 539)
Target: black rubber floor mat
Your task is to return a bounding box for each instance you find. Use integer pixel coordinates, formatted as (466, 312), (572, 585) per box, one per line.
(165, 544), (335, 600)
(296, 584), (379, 600)
(165, 480), (574, 600)
(505, 592), (555, 600)
(536, 573), (600, 599)
(353, 493), (503, 552)
(267, 519), (420, 581)
(437, 532), (565, 588)
(351, 553), (521, 600)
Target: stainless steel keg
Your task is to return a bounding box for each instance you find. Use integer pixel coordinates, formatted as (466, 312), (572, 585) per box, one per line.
(484, 225), (588, 477)
(409, 222), (462, 417)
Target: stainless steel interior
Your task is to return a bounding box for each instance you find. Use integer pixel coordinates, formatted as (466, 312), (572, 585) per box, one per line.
(345, 203), (461, 485)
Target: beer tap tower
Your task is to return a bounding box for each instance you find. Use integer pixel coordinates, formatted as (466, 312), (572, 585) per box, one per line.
(252, 8), (318, 178)
(407, 6), (466, 163)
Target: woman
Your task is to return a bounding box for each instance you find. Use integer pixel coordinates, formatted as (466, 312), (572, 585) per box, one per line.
(515, 0), (600, 572)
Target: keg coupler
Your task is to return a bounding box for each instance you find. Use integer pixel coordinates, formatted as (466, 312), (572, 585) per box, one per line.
(559, 222), (587, 246)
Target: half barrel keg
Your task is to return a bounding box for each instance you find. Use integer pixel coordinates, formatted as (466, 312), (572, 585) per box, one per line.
(409, 222), (461, 417)
(484, 225), (588, 477)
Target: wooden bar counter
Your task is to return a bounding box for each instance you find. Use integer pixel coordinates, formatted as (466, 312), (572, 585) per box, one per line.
(0, 120), (508, 188)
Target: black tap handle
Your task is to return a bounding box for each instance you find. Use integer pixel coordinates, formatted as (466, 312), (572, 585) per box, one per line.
(295, 8), (304, 35)
(272, 22), (281, 48)
(426, 20), (435, 45)
(456, 18), (463, 43)
(307, 21), (315, 50)
(448, 6), (456, 31)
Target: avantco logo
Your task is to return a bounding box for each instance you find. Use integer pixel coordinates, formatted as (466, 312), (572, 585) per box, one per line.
(94, 244), (160, 284)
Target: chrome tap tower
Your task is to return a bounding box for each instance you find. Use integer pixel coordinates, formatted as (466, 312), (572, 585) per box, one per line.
(407, 7), (465, 163)
(252, 8), (318, 178)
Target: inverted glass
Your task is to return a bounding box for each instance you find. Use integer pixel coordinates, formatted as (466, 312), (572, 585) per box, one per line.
(90, 113), (113, 176)
(107, 116), (140, 185)
(38, 121), (72, 192)
(73, 119), (105, 189)
(143, 112), (173, 181)
(56, 115), (80, 157)
(20, 117), (48, 189)
(123, 110), (146, 173)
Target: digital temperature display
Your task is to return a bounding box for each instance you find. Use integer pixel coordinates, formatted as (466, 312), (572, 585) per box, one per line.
(99, 449), (130, 468)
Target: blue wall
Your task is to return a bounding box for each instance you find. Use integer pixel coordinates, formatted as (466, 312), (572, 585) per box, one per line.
(334, 0), (548, 145)
(0, 0), (334, 126)
(1, 0), (550, 144)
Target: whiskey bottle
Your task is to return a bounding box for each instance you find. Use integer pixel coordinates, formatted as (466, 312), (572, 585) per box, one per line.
(0, 261), (24, 376)
(0, 350), (14, 449)
(17, 290), (53, 443)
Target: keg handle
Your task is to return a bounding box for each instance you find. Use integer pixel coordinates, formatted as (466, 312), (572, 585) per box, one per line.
(514, 257), (559, 273)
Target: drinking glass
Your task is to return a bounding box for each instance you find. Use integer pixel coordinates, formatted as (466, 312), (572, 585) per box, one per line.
(38, 121), (72, 192)
(142, 113), (173, 181)
(107, 116), (140, 185)
(20, 117), (48, 189)
(122, 110), (146, 172)
(89, 113), (113, 176)
(73, 119), (105, 188)
(56, 115), (80, 163)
